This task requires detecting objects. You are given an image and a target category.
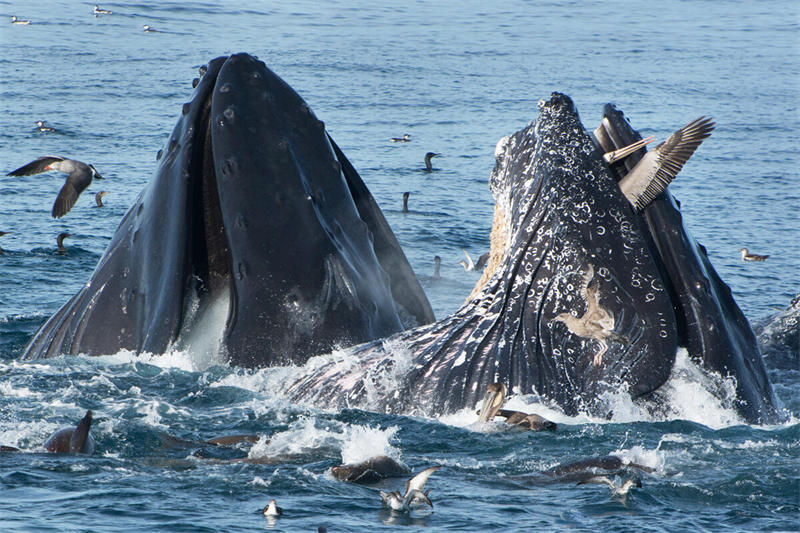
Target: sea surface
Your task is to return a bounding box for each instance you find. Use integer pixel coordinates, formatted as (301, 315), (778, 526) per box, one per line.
(1, 1), (798, 531)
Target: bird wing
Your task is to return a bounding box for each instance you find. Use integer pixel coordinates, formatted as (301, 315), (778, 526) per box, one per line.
(52, 180), (80, 218)
(461, 249), (474, 270)
(7, 156), (66, 177)
(407, 489), (433, 508)
(475, 252), (490, 270)
(404, 466), (441, 497)
(620, 116), (715, 210)
(576, 475), (615, 489)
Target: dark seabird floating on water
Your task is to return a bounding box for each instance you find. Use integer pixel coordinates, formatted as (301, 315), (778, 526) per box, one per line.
(423, 152), (439, 171)
(95, 191), (110, 207)
(35, 120), (57, 133)
(740, 247), (768, 262)
(6, 156), (104, 218)
(431, 255), (441, 280)
(402, 191), (410, 213)
(143, 25), (159, 32)
(391, 134), (411, 142)
(11, 16), (30, 25)
(379, 466), (440, 512)
(57, 232), (71, 255)
(477, 383), (557, 430)
(93, 5), (113, 15)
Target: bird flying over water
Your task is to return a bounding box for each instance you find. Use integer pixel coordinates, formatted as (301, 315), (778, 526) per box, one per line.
(6, 156), (104, 218)
(379, 466), (440, 512)
(607, 116), (715, 211)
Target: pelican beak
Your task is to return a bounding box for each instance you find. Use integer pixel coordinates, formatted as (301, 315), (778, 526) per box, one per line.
(603, 136), (654, 164)
(477, 388), (502, 423)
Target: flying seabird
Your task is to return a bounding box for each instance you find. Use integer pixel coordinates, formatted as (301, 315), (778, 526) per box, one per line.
(577, 475), (642, 498)
(552, 263), (624, 367)
(423, 152), (439, 171)
(607, 116), (715, 211)
(402, 191), (410, 213)
(262, 499), (282, 516)
(391, 134), (411, 142)
(11, 16), (31, 25)
(57, 232), (71, 255)
(477, 383), (557, 430)
(379, 466), (440, 512)
(432, 255), (441, 281)
(93, 5), (113, 15)
(740, 247), (769, 262)
(6, 156), (105, 218)
(95, 191), (110, 207)
(35, 121), (57, 133)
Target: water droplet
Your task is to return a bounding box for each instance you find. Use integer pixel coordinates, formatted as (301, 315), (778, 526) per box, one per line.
(219, 83), (231, 93)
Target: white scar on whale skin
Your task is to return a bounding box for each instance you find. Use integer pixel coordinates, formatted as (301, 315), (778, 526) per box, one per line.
(552, 263), (619, 367)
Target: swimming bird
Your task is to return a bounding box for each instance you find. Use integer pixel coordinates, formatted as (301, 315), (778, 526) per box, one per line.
(6, 156), (105, 218)
(143, 25), (159, 32)
(0, 231), (10, 253)
(611, 116), (715, 211)
(552, 263), (623, 367)
(740, 247), (768, 262)
(262, 499), (282, 516)
(432, 255), (441, 280)
(577, 475), (642, 498)
(35, 121), (57, 133)
(57, 232), (70, 255)
(95, 190), (110, 207)
(93, 5), (113, 15)
(402, 191), (410, 213)
(391, 134), (411, 142)
(379, 466), (440, 512)
(477, 383), (557, 430)
(424, 152), (439, 171)
(11, 16), (30, 25)
(44, 410), (95, 454)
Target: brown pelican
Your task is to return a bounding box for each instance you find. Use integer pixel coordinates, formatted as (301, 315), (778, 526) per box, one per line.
(6, 156), (104, 218)
(577, 475), (642, 498)
(432, 255), (441, 280)
(262, 499), (282, 516)
(11, 16), (31, 25)
(552, 263), (623, 367)
(0, 231), (10, 253)
(93, 5), (113, 15)
(402, 191), (410, 213)
(607, 116), (715, 211)
(35, 121), (57, 133)
(740, 247), (769, 262)
(57, 232), (70, 255)
(379, 466), (440, 512)
(477, 383), (557, 430)
(423, 152), (439, 171)
(391, 134), (411, 142)
(95, 190), (110, 207)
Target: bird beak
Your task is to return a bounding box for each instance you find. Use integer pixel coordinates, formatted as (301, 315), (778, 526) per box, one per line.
(94, 173), (105, 180)
(477, 388), (501, 423)
(603, 136), (654, 164)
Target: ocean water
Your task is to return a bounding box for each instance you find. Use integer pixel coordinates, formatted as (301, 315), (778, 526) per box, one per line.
(1, 1), (798, 531)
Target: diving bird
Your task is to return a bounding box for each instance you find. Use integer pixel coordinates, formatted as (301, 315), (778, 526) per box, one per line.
(0, 231), (10, 253)
(262, 499), (282, 516)
(402, 191), (410, 213)
(577, 475), (642, 498)
(740, 247), (768, 262)
(95, 191), (110, 207)
(609, 116), (715, 211)
(424, 152), (439, 171)
(6, 156), (105, 218)
(11, 16), (30, 25)
(432, 255), (441, 280)
(93, 5), (113, 15)
(459, 249), (490, 272)
(391, 134), (411, 142)
(379, 466), (440, 512)
(35, 121), (57, 133)
(57, 232), (71, 255)
(552, 263), (623, 367)
(477, 383), (557, 430)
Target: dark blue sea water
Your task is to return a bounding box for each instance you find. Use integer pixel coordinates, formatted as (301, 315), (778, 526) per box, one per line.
(1, 1), (798, 531)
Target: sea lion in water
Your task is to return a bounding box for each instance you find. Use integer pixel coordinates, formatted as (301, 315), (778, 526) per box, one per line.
(331, 455), (411, 483)
(43, 410), (95, 454)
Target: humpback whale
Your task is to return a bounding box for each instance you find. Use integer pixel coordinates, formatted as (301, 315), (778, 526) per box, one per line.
(21, 53), (434, 367)
(284, 93), (777, 424)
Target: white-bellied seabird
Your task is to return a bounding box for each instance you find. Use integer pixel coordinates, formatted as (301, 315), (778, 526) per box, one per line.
(57, 232), (70, 255)
(262, 499), (282, 516)
(477, 383), (557, 430)
(391, 134), (411, 142)
(11, 16), (31, 25)
(459, 249), (490, 272)
(609, 116), (715, 211)
(379, 466), (440, 512)
(424, 152), (439, 171)
(6, 156), (105, 218)
(143, 25), (159, 32)
(740, 247), (769, 262)
(577, 475), (642, 498)
(93, 5), (113, 15)
(35, 121), (57, 133)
